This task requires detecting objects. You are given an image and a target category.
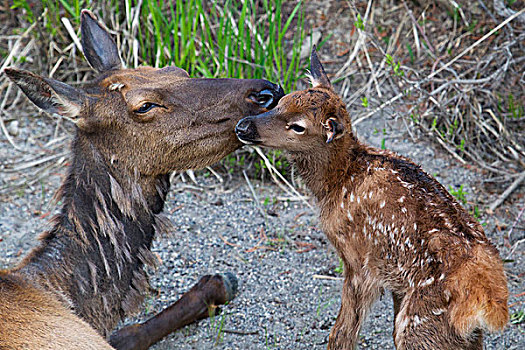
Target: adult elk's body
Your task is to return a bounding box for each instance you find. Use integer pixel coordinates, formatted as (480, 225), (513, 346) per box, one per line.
(236, 48), (508, 349)
(0, 10), (283, 350)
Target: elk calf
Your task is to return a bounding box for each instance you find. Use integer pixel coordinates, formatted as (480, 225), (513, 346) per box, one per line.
(236, 48), (508, 349)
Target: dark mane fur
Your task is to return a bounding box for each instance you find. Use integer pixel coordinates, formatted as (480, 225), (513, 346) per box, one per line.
(13, 131), (171, 336)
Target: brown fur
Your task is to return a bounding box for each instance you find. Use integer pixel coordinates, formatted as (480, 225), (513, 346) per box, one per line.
(1, 10), (282, 350)
(236, 49), (508, 349)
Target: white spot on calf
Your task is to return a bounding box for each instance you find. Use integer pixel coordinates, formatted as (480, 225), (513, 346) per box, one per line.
(432, 308), (446, 316)
(444, 289), (451, 302)
(380, 200), (386, 208)
(357, 196), (361, 204)
(418, 276), (434, 287)
(401, 207), (407, 214)
(398, 196), (405, 203)
(350, 193), (355, 202)
(347, 210), (353, 222)
(412, 315), (428, 327)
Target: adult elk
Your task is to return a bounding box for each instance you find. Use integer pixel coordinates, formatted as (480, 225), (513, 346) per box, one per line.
(1, 9), (283, 350)
(236, 48), (508, 349)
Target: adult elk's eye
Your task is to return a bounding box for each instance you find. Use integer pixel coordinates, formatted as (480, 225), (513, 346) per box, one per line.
(135, 102), (159, 114)
(289, 123), (306, 134)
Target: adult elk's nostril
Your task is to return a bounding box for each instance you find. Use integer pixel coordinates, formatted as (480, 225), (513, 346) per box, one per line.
(275, 84), (284, 99)
(249, 89), (274, 108)
(249, 84), (284, 109)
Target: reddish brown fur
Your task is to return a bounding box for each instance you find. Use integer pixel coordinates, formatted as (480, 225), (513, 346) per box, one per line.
(1, 10), (282, 350)
(236, 50), (508, 349)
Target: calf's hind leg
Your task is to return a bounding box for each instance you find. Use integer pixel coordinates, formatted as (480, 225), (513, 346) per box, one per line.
(109, 273), (238, 350)
(393, 289), (483, 350)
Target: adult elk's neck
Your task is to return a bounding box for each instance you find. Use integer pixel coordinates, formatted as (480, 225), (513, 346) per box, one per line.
(13, 132), (171, 337)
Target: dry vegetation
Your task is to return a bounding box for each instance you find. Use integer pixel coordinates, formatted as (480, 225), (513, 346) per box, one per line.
(317, 1), (524, 204)
(1, 1), (523, 198)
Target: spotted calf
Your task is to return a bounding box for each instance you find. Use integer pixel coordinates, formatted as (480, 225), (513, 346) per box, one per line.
(235, 48), (508, 349)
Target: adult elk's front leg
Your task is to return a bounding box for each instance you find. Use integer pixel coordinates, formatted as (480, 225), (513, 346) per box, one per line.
(328, 272), (380, 350)
(109, 273), (238, 350)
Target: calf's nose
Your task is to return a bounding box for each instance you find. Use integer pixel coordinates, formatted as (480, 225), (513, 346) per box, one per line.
(235, 118), (253, 135)
(235, 117), (260, 144)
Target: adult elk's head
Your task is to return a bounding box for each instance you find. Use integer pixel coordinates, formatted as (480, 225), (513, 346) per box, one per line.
(5, 10), (284, 176)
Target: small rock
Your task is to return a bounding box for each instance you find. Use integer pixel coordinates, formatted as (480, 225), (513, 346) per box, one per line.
(6, 120), (19, 136)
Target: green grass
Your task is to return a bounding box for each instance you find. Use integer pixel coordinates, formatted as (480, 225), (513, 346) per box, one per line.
(449, 184), (468, 205)
(334, 257), (343, 274)
(510, 309), (525, 325)
(13, 0), (308, 92)
(11, 0), (309, 179)
(208, 306), (228, 345)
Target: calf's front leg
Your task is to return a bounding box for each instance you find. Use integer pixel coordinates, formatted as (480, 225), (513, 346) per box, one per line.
(109, 273), (238, 350)
(328, 272), (380, 350)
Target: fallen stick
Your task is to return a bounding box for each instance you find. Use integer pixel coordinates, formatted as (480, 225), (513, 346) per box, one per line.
(488, 171), (525, 212)
(312, 274), (343, 281)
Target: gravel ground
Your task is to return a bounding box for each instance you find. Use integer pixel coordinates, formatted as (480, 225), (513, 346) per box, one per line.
(2, 1), (523, 349)
(1, 107), (523, 349)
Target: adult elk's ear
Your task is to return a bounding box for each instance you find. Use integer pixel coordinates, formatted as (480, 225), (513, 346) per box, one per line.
(81, 9), (122, 72)
(323, 118), (345, 143)
(309, 45), (331, 88)
(5, 68), (89, 126)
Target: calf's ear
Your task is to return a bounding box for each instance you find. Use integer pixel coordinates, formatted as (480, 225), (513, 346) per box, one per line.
(323, 118), (345, 143)
(309, 45), (331, 88)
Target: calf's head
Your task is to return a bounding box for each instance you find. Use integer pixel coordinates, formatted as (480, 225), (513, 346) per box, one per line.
(236, 48), (351, 153)
(5, 10), (284, 176)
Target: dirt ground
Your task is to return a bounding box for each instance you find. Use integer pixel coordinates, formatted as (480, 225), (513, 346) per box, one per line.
(1, 1), (524, 349)
(1, 108), (523, 349)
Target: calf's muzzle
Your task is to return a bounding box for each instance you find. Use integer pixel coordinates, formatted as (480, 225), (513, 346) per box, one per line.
(235, 115), (262, 144)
